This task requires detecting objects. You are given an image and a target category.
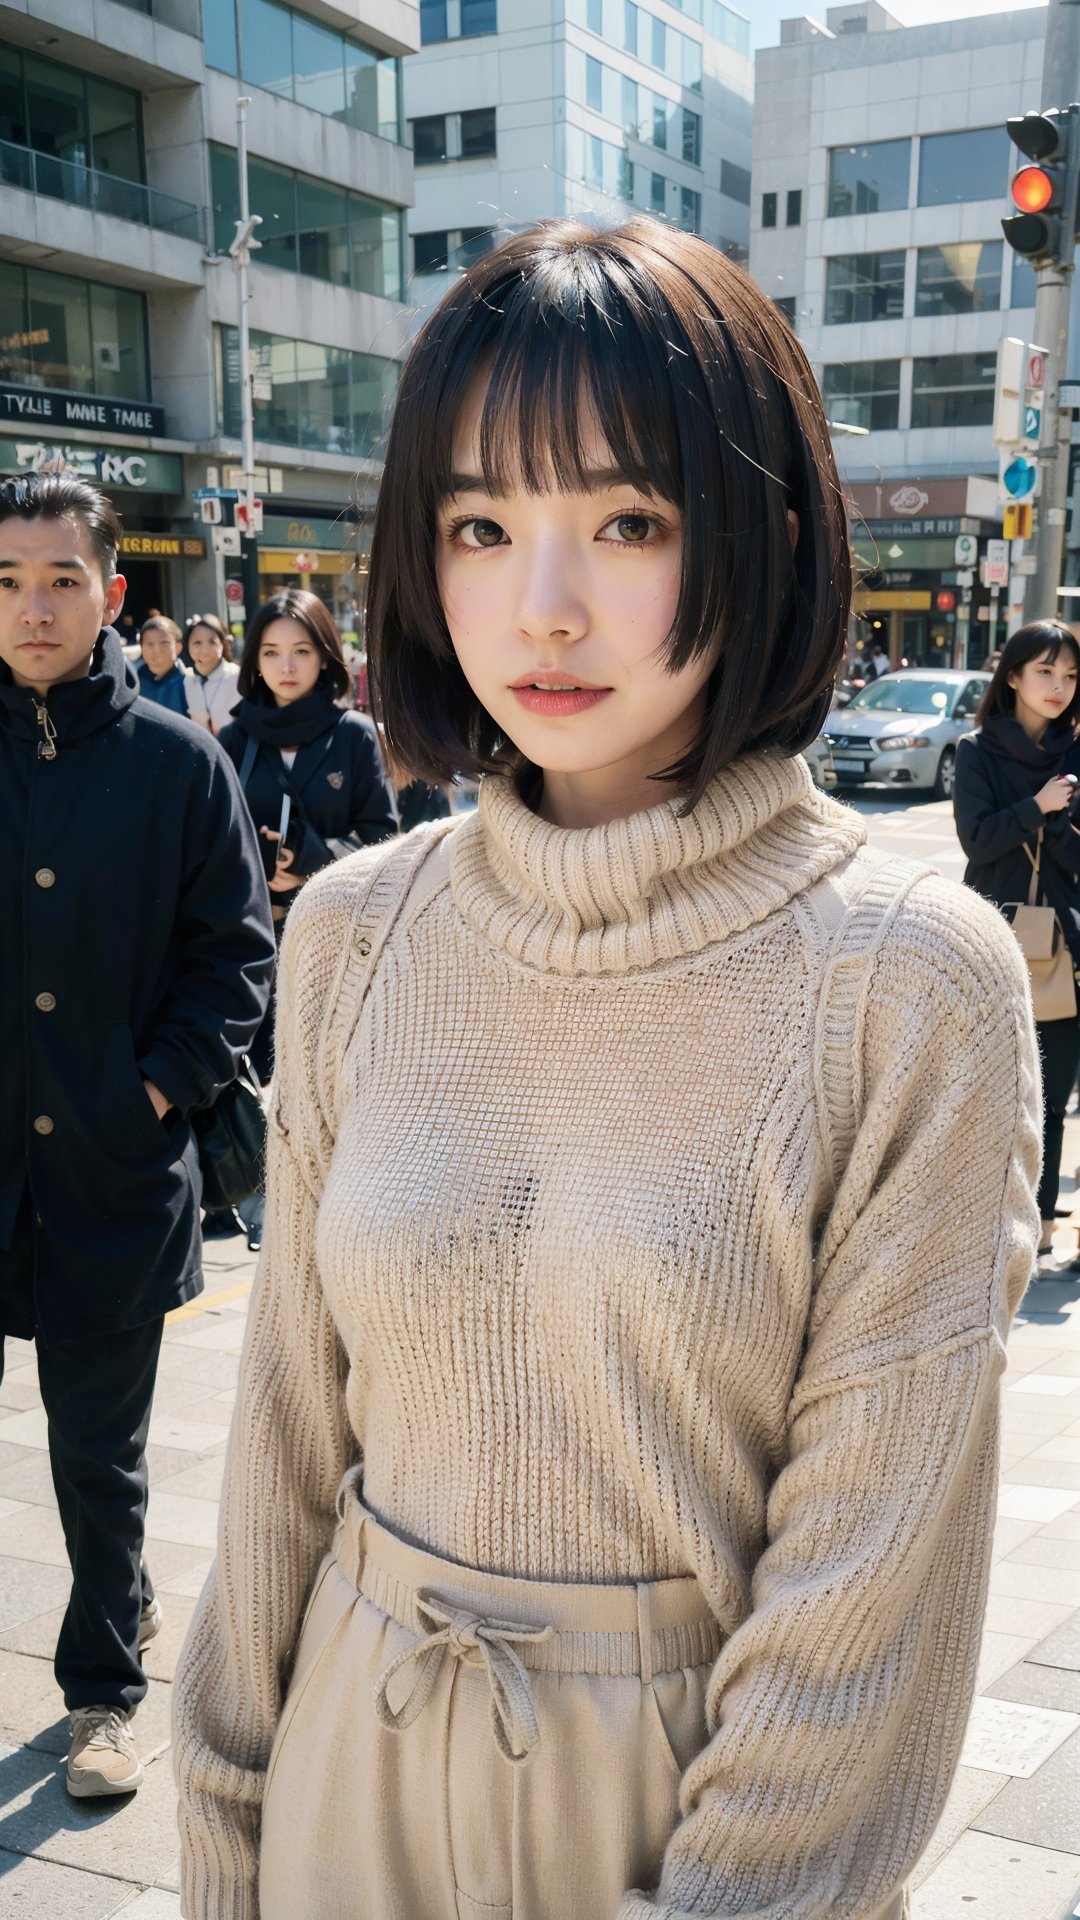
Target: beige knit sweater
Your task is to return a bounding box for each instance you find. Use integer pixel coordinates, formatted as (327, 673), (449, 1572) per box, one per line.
(173, 750), (1040, 1920)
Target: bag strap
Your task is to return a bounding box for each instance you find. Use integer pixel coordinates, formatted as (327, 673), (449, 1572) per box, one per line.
(238, 734), (258, 792)
(1023, 830), (1043, 906)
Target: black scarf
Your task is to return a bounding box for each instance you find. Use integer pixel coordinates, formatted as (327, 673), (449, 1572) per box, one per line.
(229, 688), (341, 748)
(979, 710), (1076, 784)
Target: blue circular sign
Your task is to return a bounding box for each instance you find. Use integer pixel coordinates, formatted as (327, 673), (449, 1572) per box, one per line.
(1003, 456), (1037, 499)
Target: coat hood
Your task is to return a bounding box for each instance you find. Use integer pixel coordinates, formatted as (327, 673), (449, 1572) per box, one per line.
(0, 627), (139, 747)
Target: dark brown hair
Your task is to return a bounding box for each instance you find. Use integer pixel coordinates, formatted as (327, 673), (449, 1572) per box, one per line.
(976, 619), (1080, 727)
(184, 611), (233, 662)
(237, 588), (350, 702)
(367, 218), (851, 808)
(0, 471), (122, 583)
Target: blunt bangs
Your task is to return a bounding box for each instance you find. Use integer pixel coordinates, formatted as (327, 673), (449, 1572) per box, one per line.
(368, 219), (850, 806)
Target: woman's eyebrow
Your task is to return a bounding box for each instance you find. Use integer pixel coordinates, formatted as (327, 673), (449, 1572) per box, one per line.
(446, 466), (648, 498)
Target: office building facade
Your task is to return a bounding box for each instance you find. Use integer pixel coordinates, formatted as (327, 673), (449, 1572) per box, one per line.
(751, 1), (1052, 669)
(403, 0), (752, 308)
(0, 0), (416, 631)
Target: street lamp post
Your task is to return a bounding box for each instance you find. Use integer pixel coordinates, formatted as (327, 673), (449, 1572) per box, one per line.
(228, 96), (261, 632)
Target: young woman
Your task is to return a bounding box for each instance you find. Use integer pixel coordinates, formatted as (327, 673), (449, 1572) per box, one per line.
(217, 589), (396, 1073)
(954, 619), (1080, 1270)
(183, 613), (240, 734)
(174, 222), (1039, 1920)
(136, 615), (189, 713)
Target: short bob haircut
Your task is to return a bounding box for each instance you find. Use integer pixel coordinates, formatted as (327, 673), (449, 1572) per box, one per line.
(139, 615), (182, 649)
(237, 587), (351, 702)
(976, 619), (1080, 728)
(0, 471), (122, 583)
(184, 611), (233, 662)
(367, 218), (851, 810)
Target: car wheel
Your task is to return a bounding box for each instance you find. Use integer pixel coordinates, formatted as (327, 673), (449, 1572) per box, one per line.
(933, 746), (956, 801)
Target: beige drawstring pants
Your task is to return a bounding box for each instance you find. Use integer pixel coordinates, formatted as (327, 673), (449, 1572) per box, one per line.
(258, 1475), (906, 1920)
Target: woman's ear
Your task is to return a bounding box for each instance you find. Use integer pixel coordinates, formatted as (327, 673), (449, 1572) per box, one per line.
(787, 509), (799, 550)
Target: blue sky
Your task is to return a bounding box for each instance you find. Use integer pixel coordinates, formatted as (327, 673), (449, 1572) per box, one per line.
(748, 0), (1045, 54)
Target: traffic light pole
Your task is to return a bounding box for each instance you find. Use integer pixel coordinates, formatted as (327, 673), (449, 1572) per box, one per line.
(232, 97), (260, 631)
(1031, 103), (1080, 619)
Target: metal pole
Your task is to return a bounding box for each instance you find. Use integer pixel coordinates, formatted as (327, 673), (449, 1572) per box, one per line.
(1030, 1), (1080, 617)
(234, 96), (260, 632)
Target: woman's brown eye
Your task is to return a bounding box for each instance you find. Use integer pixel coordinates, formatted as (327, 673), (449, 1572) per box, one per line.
(472, 519), (503, 547)
(616, 514), (650, 542)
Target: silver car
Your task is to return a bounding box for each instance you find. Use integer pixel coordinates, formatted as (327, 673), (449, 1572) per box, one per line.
(822, 669), (990, 800)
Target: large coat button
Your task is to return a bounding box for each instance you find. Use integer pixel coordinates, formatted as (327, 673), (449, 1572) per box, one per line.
(32, 1115), (54, 1135)
(35, 992), (56, 1012)
(34, 868), (56, 888)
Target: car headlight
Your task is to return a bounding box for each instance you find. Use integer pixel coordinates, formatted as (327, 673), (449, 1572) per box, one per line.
(878, 734), (931, 751)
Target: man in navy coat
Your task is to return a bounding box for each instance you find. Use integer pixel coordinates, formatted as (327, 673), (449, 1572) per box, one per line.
(0, 472), (274, 1799)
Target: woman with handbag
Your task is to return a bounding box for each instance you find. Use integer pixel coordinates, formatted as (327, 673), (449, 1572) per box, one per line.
(954, 618), (1080, 1271)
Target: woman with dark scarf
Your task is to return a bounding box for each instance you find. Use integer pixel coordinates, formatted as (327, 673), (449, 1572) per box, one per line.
(954, 619), (1080, 1270)
(218, 590), (398, 1214)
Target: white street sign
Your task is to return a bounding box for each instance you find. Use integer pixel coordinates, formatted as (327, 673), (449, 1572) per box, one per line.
(1026, 347), (1048, 390)
(954, 534), (977, 567)
(1023, 402), (1041, 446)
(956, 568), (975, 587)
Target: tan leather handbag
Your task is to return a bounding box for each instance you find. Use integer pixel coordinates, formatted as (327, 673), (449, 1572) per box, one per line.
(1003, 833), (1077, 1022)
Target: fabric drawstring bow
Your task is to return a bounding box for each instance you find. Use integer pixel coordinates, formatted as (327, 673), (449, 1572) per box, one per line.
(373, 1590), (554, 1764)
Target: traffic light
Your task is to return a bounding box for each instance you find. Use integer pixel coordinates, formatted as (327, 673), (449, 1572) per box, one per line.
(1003, 106), (1080, 266)
(1003, 502), (1033, 539)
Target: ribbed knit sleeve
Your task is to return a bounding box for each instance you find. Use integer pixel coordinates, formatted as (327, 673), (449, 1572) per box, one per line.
(172, 865), (368, 1920)
(619, 878), (1040, 1920)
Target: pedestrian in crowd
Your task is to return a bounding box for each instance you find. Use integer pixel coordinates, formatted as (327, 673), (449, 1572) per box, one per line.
(382, 737), (451, 832)
(137, 614), (189, 713)
(184, 612), (240, 735)
(954, 619), (1080, 1274)
(217, 586), (396, 1079)
(870, 642), (890, 678)
(174, 220), (1039, 1920)
(0, 473), (274, 1803)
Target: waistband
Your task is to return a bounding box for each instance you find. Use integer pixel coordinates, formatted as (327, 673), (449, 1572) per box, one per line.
(332, 1467), (724, 1687)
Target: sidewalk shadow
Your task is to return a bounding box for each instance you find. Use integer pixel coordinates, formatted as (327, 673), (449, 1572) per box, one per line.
(0, 1724), (134, 1874)
(1017, 1270), (1080, 1325)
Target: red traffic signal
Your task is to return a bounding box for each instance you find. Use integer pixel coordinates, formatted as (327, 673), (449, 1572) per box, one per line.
(1012, 165), (1054, 214)
(1003, 107), (1079, 264)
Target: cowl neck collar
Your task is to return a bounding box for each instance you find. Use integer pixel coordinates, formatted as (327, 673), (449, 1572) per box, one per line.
(0, 628), (138, 747)
(979, 711), (1076, 773)
(230, 688), (341, 747)
(450, 751), (867, 976)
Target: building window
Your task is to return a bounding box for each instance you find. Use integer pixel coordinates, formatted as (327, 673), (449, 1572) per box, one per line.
(914, 241), (1001, 317)
(718, 158), (750, 206)
(772, 295), (796, 326)
(651, 16), (666, 68)
(218, 323), (397, 457)
(0, 260), (150, 399)
(458, 227), (494, 268)
(681, 33), (702, 91)
(624, 1), (637, 55)
(586, 55), (604, 113)
(824, 251), (905, 324)
(651, 170), (665, 212)
(418, 0), (447, 39)
(761, 190), (776, 228)
(211, 146), (404, 298)
(574, 126), (633, 201)
(821, 360), (901, 431)
(412, 114), (447, 164)
(918, 127), (1010, 207)
(681, 110), (700, 168)
(204, 0), (402, 139)
(622, 76), (639, 138)
(679, 186), (700, 233)
(1010, 255), (1037, 309)
(413, 230), (449, 274)
(587, 0), (603, 30)
(786, 188), (801, 227)
(910, 352), (996, 429)
(460, 0), (497, 31)
(827, 138), (910, 217)
(460, 106), (496, 158)
(0, 43), (145, 186)
(652, 99), (668, 150)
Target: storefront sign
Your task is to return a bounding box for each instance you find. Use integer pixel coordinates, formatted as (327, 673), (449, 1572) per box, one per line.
(119, 534), (206, 560)
(861, 518), (963, 540)
(0, 384), (164, 438)
(0, 438), (182, 493)
(847, 475), (999, 528)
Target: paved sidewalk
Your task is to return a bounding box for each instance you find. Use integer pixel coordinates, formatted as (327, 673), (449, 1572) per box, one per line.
(2, 1168), (1080, 1918)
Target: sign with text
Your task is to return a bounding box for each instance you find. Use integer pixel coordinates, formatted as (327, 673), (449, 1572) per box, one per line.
(0, 384), (164, 438)
(119, 534), (206, 560)
(0, 437), (181, 492)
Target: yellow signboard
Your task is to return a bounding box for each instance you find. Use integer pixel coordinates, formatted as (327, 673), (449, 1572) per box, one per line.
(853, 589), (931, 612)
(119, 534), (207, 559)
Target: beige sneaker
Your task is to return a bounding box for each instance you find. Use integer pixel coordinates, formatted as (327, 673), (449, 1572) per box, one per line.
(137, 1596), (163, 1649)
(66, 1707), (144, 1798)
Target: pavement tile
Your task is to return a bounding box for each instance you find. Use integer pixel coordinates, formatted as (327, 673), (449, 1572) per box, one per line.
(0, 1441), (33, 1476)
(983, 1594), (1073, 1641)
(988, 1660), (1080, 1713)
(0, 1649), (171, 1758)
(0, 1378), (41, 1413)
(909, 1765), (1005, 1886)
(1007, 1537), (1080, 1574)
(143, 1375), (229, 1418)
(0, 1508), (67, 1569)
(1003, 1461), (1080, 1492)
(168, 1322), (246, 1355)
(960, 1695), (1080, 1777)
(0, 1845), (140, 1918)
(1005, 1345), (1074, 1373)
(153, 1458), (225, 1502)
(144, 1493), (218, 1552)
(145, 1415), (227, 1456)
(157, 1560), (212, 1601)
(0, 1411), (49, 1452)
(161, 1398), (232, 1430)
(1030, 1353), (1080, 1378)
(153, 1348), (239, 1392)
(910, 1829), (1080, 1919)
(977, 1631), (1040, 1691)
(143, 1445), (208, 1485)
(992, 1517), (1043, 1561)
(1028, 1438), (1080, 1464)
(997, 1486), (1080, 1523)
(1029, 1615), (1080, 1672)
(114, 1893), (184, 1918)
(0, 1594), (196, 1686)
(0, 1742), (179, 1890)
(974, 1725), (1080, 1852)
(0, 1559), (71, 1636)
(1045, 1509), (1080, 1542)
(990, 1560), (1080, 1607)
(0, 1456), (60, 1509)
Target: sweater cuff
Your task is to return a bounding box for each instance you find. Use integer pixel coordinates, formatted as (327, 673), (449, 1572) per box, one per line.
(180, 1851), (258, 1920)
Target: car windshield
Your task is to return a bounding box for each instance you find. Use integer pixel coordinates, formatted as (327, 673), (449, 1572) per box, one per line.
(848, 678), (955, 716)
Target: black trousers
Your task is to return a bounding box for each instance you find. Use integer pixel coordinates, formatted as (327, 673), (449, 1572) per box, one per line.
(1035, 1015), (1080, 1221)
(0, 1317), (163, 1713)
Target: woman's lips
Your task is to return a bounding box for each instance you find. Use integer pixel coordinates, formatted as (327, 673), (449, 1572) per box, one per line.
(511, 687), (612, 717)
